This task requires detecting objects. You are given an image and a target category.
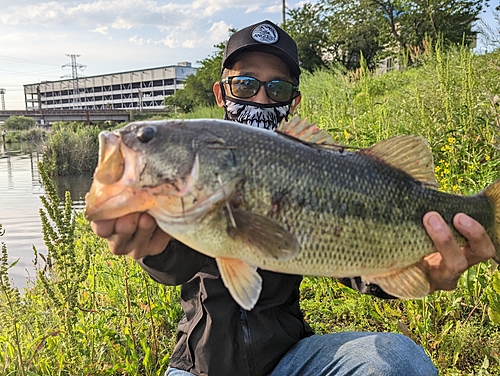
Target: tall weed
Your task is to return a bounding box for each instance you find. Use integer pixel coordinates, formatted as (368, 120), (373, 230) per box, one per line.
(41, 122), (101, 176)
(1, 45), (500, 375)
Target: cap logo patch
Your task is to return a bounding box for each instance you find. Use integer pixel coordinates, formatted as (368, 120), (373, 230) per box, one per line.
(251, 24), (279, 44)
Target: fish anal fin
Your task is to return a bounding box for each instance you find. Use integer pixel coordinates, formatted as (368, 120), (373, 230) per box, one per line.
(362, 262), (430, 299)
(216, 257), (262, 311)
(229, 208), (300, 260)
(363, 135), (437, 188)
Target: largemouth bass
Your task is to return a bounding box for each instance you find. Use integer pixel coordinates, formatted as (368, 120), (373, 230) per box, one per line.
(85, 117), (500, 310)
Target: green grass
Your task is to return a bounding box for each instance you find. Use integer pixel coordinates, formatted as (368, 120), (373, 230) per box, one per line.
(1, 44), (500, 374)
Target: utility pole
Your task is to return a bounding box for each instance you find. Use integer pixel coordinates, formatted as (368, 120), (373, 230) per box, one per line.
(37, 86), (44, 123)
(282, 0), (286, 27)
(138, 89), (143, 112)
(0, 89), (5, 111)
(62, 54), (86, 109)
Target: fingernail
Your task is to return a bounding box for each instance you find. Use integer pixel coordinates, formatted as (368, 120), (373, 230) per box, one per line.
(427, 214), (443, 230)
(457, 214), (472, 227)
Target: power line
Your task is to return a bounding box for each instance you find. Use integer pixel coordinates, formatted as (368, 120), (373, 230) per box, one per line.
(0, 54), (61, 67)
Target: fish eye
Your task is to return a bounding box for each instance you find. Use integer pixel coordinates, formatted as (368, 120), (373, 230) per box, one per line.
(137, 125), (156, 143)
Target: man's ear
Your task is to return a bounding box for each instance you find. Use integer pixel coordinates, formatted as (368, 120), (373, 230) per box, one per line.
(213, 82), (225, 108)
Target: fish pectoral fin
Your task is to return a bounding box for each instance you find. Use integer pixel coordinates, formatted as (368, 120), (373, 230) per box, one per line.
(216, 257), (262, 311)
(362, 262), (430, 299)
(229, 208), (300, 260)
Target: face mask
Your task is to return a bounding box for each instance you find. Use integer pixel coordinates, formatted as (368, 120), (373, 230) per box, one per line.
(223, 97), (292, 130)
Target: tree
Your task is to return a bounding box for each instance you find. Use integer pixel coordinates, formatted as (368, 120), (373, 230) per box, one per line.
(5, 116), (36, 130)
(286, 1), (389, 71)
(285, 2), (334, 72)
(286, 0), (487, 72)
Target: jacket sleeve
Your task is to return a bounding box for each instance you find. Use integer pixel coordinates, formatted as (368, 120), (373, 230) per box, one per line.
(137, 239), (209, 286)
(338, 277), (396, 299)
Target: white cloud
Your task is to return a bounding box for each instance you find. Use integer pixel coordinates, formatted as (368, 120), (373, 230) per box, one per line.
(245, 5), (262, 14)
(129, 35), (152, 45)
(111, 18), (134, 30)
(206, 20), (232, 44)
(129, 36), (142, 45)
(3, 32), (43, 43)
(191, 0), (257, 15)
(91, 26), (108, 35)
(158, 33), (181, 48)
(263, 5), (282, 13)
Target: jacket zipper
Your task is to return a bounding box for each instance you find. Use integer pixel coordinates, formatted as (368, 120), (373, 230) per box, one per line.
(240, 308), (257, 376)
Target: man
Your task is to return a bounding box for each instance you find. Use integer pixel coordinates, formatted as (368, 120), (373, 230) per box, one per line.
(91, 20), (495, 375)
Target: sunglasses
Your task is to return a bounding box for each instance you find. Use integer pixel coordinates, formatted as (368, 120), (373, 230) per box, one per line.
(221, 76), (299, 103)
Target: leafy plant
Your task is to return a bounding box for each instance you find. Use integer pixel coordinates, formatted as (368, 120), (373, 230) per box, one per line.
(0, 224), (26, 376)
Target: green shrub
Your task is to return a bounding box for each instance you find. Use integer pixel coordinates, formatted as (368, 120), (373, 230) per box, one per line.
(5, 116), (36, 130)
(41, 122), (101, 176)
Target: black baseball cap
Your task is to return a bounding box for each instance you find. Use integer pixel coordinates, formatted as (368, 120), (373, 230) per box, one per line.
(221, 20), (300, 78)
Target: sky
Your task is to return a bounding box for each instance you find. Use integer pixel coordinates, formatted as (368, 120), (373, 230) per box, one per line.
(1, 0), (499, 110)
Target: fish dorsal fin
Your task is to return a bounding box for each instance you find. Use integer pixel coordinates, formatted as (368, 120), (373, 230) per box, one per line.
(362, 135), (437, 188)
(276, 116), (345, 151)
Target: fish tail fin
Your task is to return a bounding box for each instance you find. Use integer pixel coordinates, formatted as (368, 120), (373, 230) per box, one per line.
(483, 179), (500, 262)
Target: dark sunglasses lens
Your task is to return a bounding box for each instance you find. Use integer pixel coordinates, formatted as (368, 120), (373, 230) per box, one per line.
(266, 81), (294, 102)
(230, 77), (259, 98)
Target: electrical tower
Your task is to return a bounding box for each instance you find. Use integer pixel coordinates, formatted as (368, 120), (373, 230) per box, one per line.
(62, 54), (86, 109)
(0, 89), (5, 111)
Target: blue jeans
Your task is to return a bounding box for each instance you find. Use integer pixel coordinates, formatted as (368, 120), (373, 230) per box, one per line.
(165, 332), (438, 375)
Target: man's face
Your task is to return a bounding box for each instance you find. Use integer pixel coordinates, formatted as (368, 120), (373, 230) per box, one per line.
(215, 51), (298, 106)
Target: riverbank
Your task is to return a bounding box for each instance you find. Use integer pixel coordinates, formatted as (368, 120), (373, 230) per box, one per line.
(1, 45), (500, 374)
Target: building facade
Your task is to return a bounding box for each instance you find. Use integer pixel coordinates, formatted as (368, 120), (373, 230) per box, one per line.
(24, 62), (196, 111)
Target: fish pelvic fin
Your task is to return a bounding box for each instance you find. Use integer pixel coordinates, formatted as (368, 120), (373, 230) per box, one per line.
(216, 257), (262, 311)
(483, 178), (500, 262)
(363, 135), (437, 189)
(362, 262), (430, 299)
(229, 208), (300, 260)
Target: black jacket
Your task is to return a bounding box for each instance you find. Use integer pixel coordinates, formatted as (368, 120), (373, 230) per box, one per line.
(139, 240), (392, 376)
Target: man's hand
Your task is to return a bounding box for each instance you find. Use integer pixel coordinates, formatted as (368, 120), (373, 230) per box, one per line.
(423, 211), (496, 293)
(90, 212), (172, 260)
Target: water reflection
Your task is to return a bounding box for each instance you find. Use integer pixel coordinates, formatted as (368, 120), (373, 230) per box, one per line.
(0, 140), (93, 290)
(55, 173), (93, 209)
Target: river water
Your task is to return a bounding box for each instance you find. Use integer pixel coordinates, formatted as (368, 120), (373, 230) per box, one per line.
(0, 141), (93, 290)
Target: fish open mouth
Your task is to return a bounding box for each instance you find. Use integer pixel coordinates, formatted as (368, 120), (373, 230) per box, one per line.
(85, 131), (152, 221)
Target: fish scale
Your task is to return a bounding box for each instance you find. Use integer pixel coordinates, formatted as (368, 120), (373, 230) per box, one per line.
(85, 117), (500, 311)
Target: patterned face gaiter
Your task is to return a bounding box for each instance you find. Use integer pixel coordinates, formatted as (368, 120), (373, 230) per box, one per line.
(223, 97), (292, 130)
